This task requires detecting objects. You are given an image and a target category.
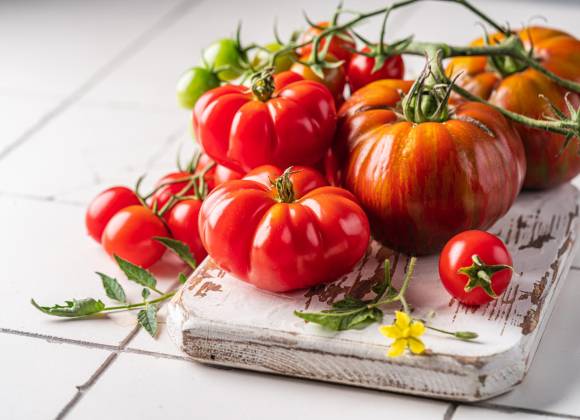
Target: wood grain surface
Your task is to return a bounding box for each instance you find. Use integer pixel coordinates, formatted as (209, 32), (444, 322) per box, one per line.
(167, 184), (580, 401)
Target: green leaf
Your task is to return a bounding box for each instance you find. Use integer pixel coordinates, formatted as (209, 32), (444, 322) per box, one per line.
(97, 272), (127, 303)
(310, 64), (325, 80)
(331, 295), (367, 310)
(137, 304), (158, 337)
(178, 272), (188, 285)
(294, 306), (383, 331)
(371, 54), (387, 74)
(141, 288), (151, 301)
(31, 298), (106, 318)
(154, 237), (197, 270)
(114, 255), (157, 291)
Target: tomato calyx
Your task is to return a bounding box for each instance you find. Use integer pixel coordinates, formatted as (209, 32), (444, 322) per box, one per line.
(458, 254), (513, 298)
(482, 32), (529, 77)
(272, 167), (298, 203)
(251, 67), (276, 102)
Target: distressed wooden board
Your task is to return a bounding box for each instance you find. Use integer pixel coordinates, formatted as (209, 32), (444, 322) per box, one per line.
(167, 184), (580, 401)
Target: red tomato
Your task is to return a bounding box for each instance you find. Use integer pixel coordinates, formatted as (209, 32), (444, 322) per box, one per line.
(298, 21), (355, 63)
(193, 71), (336, 173)
(290, 54), (346, 104)
(439, 230), (513, 306)
(150, 172), (195, 210)
(197, 153), (244, 191)
(198, 169), (370, 292)
(102, 205), (169, 268)
(244, 164), (327, 195)
(85, 187), (141, 242)
(347, 47), (405, 92)
(166, 199), (206, 264)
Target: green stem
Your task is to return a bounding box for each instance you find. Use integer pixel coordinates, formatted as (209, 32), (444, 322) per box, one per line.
(104, 291), (176, 312)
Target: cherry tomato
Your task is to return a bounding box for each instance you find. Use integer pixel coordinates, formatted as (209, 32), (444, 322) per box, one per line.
(251, 42), (297, 74)
(298, 21), (355, 63)
(85, 187), (141, 243)
(176, 67), (220, 109)
(197, 153), (244, 191)
(198, 168), (370, 292)
(202, 38), (246, 81)
(291, 53), (346, 104)
(193, 71), (336, 173)
(166, 199), (206, 264)
(244, 164), (328, 195)
(149, 172), (195, 210)
(102, 205), (168, 268)
(438, 230), (513, 306)
(347, 47), (405, 92)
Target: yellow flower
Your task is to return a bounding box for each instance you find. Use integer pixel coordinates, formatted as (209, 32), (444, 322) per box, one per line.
(379, 311), (426, 357)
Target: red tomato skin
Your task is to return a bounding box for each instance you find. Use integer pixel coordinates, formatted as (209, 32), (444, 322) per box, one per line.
(196, 153), (244, 191)
(166, 199), (206, 263)
(193, 72), (337, 173)
(198, 180), (370, 292)
(243, 165), (327, 197)
(150, 172), (194, 210)
(298, 21), (356, 63)
(347, 47), (405, 92)
(438, 230), (513, 306)
(102, 205), (168, 268)
(86, 187), (141, 242)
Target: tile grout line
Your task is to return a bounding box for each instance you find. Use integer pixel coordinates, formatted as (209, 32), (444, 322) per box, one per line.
(0, 0), (199, 163)
(472, 402), (580, 419)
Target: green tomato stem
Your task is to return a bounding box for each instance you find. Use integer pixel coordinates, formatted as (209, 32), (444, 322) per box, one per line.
(104, 291), (176, 312)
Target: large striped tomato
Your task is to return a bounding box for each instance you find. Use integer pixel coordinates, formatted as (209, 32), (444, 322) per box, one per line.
(198, 167), (370, 292)
(448, 26), (580, 189)
(192, 71), (336, 173)
(335, 79), (526, 255)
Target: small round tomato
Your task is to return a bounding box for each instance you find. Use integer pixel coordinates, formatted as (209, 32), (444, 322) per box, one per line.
(439, 230), (513, 306)
(298, 21), (355, 63)
(102, 205), (168, 268)
(290, 53), (346, 103)
(196, 153), (243, 191)
(149, 172), (194, 210)
(166, 199), (206, 264)
(347, 47), (405, 92)
(244, 164), (327, 194)
(176, 67), (220, 109)
(202, 38), (246, 81)
(199, 168), (370, 292)
(86, 187), (141, 243)
(251, 42), (297, 74)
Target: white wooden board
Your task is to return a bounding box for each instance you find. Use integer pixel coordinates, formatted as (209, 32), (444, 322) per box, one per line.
(167, 184), (580, 401)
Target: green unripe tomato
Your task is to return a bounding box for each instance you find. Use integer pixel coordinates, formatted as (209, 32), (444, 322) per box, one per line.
(203, 38), (245, 81)
(252, 42), (297, 73)
(176, 67), (220, 109)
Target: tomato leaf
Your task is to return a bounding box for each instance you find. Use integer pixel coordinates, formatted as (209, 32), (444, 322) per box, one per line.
(31, 298), (106, 318)
(137, 304), (158, 337)
(178, 272), (188, 285)
(294, 305), (383, 331)
(114, 255), (157, 291)
(141, 288), (151, 301)
(97, 272), (127, 303)
(154, 237), (197, 270)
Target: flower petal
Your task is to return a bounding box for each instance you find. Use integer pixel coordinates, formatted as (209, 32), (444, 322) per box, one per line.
(408, 337), (425, 355)
(410, 320), (426, 337)
(379, 325), (402, 339)
(387, 338), (407, 357)
(395, 311), (411, 330)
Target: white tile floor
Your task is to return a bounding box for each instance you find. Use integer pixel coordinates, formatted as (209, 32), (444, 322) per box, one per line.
(2, 0), (580, 419)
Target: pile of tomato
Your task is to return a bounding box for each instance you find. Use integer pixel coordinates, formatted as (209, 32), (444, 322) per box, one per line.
(87, 19), (580, 306)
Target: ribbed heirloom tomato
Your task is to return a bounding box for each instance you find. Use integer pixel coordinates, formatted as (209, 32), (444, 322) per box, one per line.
(448, 26), (580, 189)
(198, 167), (370, 292)
(335, 78), (526, 255)
(193, 70), (336, 173)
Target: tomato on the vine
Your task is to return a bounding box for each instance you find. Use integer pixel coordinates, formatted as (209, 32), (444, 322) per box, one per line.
(193, 70), (336, 173)
(202, 38), (246, 81)
(439, 230), (513, 306)
(166, 199), (206, 264)
(347, 47), (405, 92)
(86, 187), (141, 243)
(290, 53), (346, 104)
(102, 205), (168, 268)
(298, 21), (355, 63)
(176, 67), (220, 109)
(150, 172), (195, 211)
(199, 168), (369, 292)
